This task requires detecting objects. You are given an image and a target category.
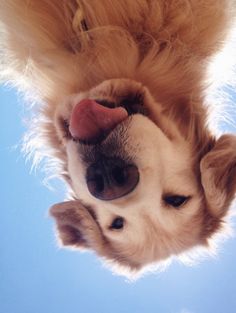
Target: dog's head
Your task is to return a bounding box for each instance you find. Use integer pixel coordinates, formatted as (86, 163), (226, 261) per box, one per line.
(50, 78), (236, 276)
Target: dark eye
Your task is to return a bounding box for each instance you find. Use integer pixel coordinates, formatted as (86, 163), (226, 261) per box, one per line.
(110, 217), (124, 230)
(163, 195), (189, 208)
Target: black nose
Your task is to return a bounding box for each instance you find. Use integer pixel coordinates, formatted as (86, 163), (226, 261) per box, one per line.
(86, 157), (139, 200)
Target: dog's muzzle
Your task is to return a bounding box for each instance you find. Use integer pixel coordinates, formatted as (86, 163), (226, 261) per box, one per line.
(68, 94), (144, 200)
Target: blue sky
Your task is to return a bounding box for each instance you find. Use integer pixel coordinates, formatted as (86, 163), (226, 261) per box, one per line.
(1, 85), (236, 313)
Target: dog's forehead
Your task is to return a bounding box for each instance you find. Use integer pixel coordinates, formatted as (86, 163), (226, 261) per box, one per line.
(99, 199), (204, 268)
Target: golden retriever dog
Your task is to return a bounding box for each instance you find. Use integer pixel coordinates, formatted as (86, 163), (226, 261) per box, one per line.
(1, 0), (236, 277)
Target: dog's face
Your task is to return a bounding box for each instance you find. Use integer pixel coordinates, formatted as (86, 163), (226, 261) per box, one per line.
(51, 78), (236, 276)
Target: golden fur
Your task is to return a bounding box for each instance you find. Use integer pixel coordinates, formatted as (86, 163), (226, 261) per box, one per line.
(1, 0), (236, 277)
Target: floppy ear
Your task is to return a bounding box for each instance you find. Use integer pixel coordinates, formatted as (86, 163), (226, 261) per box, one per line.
(50, 201), (105, 252)
(200, 134), (236, 218)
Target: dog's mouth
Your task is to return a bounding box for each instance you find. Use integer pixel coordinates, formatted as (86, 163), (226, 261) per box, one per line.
(60, 92), (147, 145)
(95, 93), (147, 117)
(69, 99), (129, 145)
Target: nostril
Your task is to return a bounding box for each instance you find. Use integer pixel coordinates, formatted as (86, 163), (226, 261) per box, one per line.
(87, 174), (105, 195)
(86, 157), (139, 200)
(95, 174), (105, 192)
(111, 166), (127, 186)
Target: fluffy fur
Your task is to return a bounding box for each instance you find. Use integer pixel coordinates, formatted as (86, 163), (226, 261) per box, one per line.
(1, 0), (236, 278)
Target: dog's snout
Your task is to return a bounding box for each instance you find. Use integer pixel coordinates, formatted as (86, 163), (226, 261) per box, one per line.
(86, 157), (139, 200)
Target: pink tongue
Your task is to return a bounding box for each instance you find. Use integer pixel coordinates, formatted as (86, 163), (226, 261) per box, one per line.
(69, 99), (128, 141)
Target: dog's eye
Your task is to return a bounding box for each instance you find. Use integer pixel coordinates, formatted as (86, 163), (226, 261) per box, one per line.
(109, 217), (124, 230)
(163, 195), (189, 208)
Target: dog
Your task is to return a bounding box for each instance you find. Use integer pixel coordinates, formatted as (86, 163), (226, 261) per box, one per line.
(1, 0), (236, 277)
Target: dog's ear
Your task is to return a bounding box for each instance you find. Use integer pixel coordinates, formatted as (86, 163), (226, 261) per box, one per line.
(50, 201), (105, 252)
(200, 134), (236, 218)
